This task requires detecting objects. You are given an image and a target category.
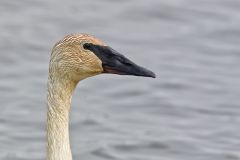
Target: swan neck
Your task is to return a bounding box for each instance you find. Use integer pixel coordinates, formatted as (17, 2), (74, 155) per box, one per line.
(47, 76), (76, 160)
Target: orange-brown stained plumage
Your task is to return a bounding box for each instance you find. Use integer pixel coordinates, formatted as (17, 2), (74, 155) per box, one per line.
(49, 34), (106, 82)
(47, 33), (155, 160)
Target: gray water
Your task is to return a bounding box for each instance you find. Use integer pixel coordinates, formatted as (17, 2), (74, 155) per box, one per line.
(0, 0), (240, 159)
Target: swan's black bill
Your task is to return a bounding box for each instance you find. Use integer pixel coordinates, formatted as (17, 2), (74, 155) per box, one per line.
(83, 43), (156, 78)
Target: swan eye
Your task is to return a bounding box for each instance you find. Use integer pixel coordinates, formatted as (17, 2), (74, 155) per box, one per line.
(83, 43), (91, 50)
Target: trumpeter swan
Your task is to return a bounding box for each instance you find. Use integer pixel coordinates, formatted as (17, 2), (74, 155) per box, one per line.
(47, 34), (155, 160)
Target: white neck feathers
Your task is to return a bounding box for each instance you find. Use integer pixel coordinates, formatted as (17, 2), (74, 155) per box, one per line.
(47, 75), (77, 160)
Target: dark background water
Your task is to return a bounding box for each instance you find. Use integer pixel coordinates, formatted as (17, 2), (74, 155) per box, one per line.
(0, 0), (240, 159)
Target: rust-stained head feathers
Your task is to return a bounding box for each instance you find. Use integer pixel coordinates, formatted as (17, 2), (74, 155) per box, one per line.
(50, 34), (105, 81)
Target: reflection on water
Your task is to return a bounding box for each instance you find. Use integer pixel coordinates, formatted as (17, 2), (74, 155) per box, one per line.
(0, 0), (240, 159)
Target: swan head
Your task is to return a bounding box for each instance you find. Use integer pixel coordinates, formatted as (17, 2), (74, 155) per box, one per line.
(50, 34), (156, 82)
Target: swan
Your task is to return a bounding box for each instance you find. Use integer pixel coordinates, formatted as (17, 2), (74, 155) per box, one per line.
(47, 33), (156, 160)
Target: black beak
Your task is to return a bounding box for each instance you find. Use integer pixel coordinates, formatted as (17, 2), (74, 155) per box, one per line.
(83, 43), (156, 78)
